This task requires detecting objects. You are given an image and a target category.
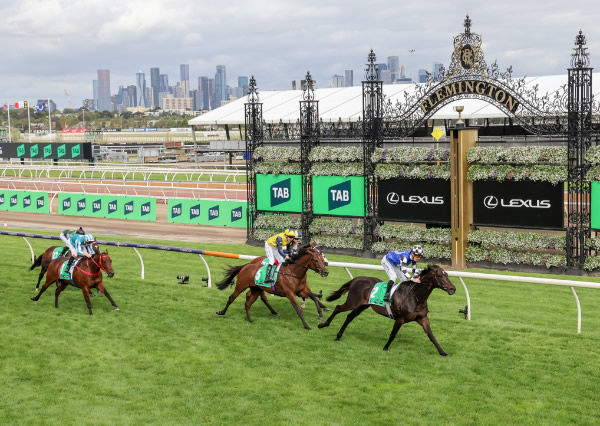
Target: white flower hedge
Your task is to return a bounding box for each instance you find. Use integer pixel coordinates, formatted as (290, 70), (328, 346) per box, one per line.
(254, 162), (302, 176)
(372, 147), (450, 163)
(254, 214), (301, 230)
(309, 217), (363, 235)
(375, 164), (451, 180)
(466, 165), (567, 185)
(466, 146), (567, 164)
(371, 241), (452, 260)
(309, 162), (364, 176)
(254, 146), (300, 162)
(309, 146), (363, 162)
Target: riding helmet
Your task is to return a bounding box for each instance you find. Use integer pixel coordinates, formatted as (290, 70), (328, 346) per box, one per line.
(76, 227), (85, 235)
(285, 229), (298, 239)
(412, 245), (424, 257)
(84, 234), (95, 244)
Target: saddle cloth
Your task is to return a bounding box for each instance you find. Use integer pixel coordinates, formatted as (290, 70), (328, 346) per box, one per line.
(59, 257), (84, 280)
(52, 247), (68, 260)
(368, 281), (401, 307)
(254, 259), (281, 288)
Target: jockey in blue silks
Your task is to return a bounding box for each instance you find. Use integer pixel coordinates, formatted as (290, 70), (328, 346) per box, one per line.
(380, 245), (424, 302)
(64, 232), (96, 272)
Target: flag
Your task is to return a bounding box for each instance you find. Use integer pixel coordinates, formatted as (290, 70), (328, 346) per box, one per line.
(35, 102), (46, 113)
(13, 101), (26, 109)
(1, 102), (7, 110)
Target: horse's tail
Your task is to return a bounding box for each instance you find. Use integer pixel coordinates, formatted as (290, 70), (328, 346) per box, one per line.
(215, 264), (245, 290)
(326, 279), (353, 302)
(30, 254), (43, 270)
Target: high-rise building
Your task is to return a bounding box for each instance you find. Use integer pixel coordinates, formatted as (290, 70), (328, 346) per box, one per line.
(376, 63), (388, 81)
(344, 70), (353, 87)
(238, 76), (249, 89)
(180, 64), (190, 82)
(215, 65), (227, 107)
(433, 63), (443, 81)
(387, 56), (400, 82)
(418, 69), (428, 83)
(136, 71), (147, 108)
(331, 74), (344, 88)
(96, 69), (112, 111)
(150, 67), (160, 108)
(381, 70), (393, 84)
(198, 76), (209, 110)
(159, 74), (169, 93)
(209, 78), (216, 110)
(92, 80), (98, 111)
(126, 85), (137, 107)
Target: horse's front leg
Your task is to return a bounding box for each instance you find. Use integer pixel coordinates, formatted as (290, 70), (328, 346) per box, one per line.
(97, 282), (120, 311)
(81, 287), (93, 315)
(285, 292), (311, 330)
(216, 286), (243, 316)
(417, 316), (448, 356)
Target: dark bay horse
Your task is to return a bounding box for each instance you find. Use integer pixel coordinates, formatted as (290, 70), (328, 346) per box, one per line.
(30, 242), (99, 292)
(30, 249), (118, 315)
(318, 265), (456, 355)
(216, 242), (329, 329)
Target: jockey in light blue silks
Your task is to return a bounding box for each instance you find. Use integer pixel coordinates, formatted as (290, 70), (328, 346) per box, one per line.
(380, 245), (424, 302)
(63, 231), (96, 272)
(59, 227), (86, 257)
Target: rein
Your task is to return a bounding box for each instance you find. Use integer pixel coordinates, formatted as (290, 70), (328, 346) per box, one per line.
(75, 255), (108, 276)
(279, 251), (324, 279)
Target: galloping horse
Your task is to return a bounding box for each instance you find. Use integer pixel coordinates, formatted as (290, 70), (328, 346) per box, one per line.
(246, 255), (329, 311)
(318, 265), (456, 355)
(30, 249), (118, 315)
(216, 242), (329, 329)
(30, 242), (99, 292)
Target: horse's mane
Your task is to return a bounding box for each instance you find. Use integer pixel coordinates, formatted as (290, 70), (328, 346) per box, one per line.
(418, 264), (440, 277)
(287, 243), (312, 264)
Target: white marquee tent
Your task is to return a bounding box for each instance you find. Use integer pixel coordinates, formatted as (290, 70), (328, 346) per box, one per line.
(189, 74), (600, 127)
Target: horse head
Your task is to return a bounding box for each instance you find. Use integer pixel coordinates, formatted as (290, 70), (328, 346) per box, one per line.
(290, 242), (329, 277)
(420, 265), (455, 295)
(96, 249), (115, 278)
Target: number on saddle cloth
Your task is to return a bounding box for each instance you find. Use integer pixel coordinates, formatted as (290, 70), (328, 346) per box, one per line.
(368, 281), (397, 307)
(254, 258), (281, 287)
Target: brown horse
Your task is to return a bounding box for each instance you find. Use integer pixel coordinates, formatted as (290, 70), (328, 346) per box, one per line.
(30, 249), (118, 315)
(246, 255), (329, 311)
(216, 242), (329, 329)
(30, 242), (99, 292)
(318, 265), (456, 355)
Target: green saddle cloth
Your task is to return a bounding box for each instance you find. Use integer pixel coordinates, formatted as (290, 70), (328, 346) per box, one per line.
(254, 259), (281, 288)
(52, 247), (67, 260)
(369, 281), (391, 306)
(59, 261), (71, 280)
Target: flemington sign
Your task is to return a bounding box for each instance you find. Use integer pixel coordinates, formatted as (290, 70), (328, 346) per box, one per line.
(419, 80), (520, 115)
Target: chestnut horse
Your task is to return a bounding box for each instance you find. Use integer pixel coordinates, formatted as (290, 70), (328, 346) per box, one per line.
(30, 242), (99, 292)
(30, 249), (118, 315)
(216, 242), (329, 329)
(318, 265), (456, 355)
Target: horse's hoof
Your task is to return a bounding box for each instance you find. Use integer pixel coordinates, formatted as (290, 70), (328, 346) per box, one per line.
(216, 310), (224, 316)
(323, 307), (330, 312)
(440, 352), (449, 357)
(304, 326), (311, 330)
(318, 323), (326, 328)
(114, 307), (120, 311)
(273, 313), (280, 317)
(30, 297), (37, 302)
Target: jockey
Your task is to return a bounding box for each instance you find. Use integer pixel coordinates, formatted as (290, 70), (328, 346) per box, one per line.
(381, 245), (424, 302)
(64, 232), (96, 273)
(264, 229), (299, 283)
(59, 227), (86, 256)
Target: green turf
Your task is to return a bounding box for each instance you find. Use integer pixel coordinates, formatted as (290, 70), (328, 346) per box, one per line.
(1, 228), (599, 424)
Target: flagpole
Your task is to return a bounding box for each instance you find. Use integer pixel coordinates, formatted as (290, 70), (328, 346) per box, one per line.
(27, 100), (31, 142)
(7, 102), (11, 142)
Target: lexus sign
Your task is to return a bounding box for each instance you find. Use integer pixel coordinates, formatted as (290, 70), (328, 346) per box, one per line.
(473, 181), (563, 229)
(378, 179), (450, 224)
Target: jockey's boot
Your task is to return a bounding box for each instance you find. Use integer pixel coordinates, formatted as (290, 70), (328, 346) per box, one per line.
(383, 279), (394, 303)
(60, 247), (70, 257)
(264, 264), (274, 283)
(65, 256), (75, 274)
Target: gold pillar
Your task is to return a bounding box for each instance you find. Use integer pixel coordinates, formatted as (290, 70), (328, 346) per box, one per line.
(450, 128), (478, 269)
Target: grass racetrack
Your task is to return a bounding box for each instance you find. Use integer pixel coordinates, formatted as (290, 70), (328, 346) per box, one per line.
(2, 228), (600, 424)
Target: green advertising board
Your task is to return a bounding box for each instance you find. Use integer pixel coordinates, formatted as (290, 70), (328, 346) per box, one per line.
(312, 176), (365, 217)
(58, 193), (156, 221)
(168, 199), (247, 228)
(592, 181), (600, 229)
(256, 174), (303, 213)
(0, 190), (49, 214)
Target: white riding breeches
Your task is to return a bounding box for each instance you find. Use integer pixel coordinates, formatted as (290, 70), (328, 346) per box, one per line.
(60, 233), (78, 257)
(381, 257), (409, 283)
(265, 242), (284, 265)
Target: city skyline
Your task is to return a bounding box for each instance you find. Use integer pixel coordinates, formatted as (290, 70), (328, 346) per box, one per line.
(1, 0), (598, 110)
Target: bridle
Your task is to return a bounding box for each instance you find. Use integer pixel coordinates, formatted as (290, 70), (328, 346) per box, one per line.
(76, 253), (111, 276)
(278, 247), (328, 279)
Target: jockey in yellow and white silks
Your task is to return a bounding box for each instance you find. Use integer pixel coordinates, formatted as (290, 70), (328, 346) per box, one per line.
(264, 229), (299, 283)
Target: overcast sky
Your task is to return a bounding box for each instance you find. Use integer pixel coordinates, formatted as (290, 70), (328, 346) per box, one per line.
(1, 0), (599, 110)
